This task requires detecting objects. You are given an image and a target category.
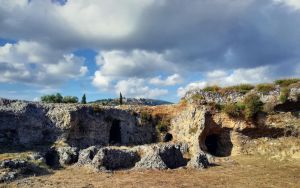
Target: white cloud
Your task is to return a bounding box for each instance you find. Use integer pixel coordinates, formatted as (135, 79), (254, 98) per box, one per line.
(177, 66), (280, 97)
(95, 50), (174, 78)
(0, 41), (87, 86)
(115, 78), (168, 98)
(92, 49), (176, 96)
(149, 74), (183, 86)
(273, 0), (300, 10)
(177, 81), (207, 97)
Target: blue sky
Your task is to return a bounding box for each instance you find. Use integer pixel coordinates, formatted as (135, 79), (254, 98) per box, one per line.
(0, 0), (300, 103)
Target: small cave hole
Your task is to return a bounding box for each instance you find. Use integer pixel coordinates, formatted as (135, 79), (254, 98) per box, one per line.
(109, 119), (122, 144)
(163, 133), (173, 142)
(45, 149), (60, 168)
(204, 130), (233, 157)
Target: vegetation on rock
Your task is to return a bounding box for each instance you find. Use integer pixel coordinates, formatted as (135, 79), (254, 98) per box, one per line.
(256, 83), (275, 93)
(222, 102), (244, 118)
(279, 87), (290, 103)
(243, 94), (263, 120)
(275, 78), (300, 87)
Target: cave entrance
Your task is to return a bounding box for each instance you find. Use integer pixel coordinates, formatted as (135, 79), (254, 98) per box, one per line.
(204, 129), (233, 157)
(109, 119), (122, 144)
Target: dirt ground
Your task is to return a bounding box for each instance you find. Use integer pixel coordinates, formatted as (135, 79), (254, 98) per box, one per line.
(1, 155), (300, 188)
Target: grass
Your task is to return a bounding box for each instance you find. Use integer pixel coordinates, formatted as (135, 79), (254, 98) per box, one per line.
(256, 83), (275, 93)
(275, 78), (300, 87)
(4, 156), (300, 188)
(279, 87), (290, 103)
(203, 85), (222, 93)
(140, 111), (152, 124)
(222, 84), (254, 94)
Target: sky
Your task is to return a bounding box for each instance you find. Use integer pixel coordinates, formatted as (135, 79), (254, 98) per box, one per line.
(0, 0), (300, 102)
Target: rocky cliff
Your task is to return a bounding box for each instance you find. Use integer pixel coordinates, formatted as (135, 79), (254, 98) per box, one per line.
(1, 83), (300, 182)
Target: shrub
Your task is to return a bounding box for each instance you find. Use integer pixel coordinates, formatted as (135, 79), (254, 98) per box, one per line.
(62, 96), (78, 103)
(223, 103), (244, 117)
(203, 85), (221, 93)
(256, 83), (275, 93)
(243, 94), (263, 120)
(223, 84), (254, 94)
(279, 87), (290, 103)
(275, 78), (300, 87)
(41, 93), (63, 103)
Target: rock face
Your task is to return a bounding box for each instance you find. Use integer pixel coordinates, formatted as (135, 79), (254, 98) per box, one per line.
(0, 159), (48, 183)
(0, 98), (157, 148)
(92, 147), (140, 171)
(170, 102), (300, 160)
(135, 143), (188, 170)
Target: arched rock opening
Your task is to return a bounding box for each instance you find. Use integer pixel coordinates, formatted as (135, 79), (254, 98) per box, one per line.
(204, 129), (232, 157)
(109, 119), (122, 144)
(200, 113), (233, 157)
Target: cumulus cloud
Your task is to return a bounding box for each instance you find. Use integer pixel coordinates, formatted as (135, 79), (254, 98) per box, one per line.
(115, 78), (168, 98)
(149, 74), (183, 86)
(177, 81), (208, 98)
(0, 41), (87, 86)
(92, 49), (176, 96)
(1, 0), (300, 99)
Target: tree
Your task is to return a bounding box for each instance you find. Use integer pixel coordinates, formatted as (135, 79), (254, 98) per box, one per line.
(119, 92), (123, 105)
(41, 93), (63, 103)
(62, 96), (78, 103)
(81, 94), (87, 104)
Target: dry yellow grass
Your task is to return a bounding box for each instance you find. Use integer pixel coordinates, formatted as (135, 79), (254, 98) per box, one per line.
(2, 156), (300, 188)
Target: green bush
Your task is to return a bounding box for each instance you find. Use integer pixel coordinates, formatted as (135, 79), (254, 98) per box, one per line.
(243, 94), (263, 120)
(275, 78), (300, 87)
(203, 85), (221, 93)
(62, 96), (78, 103)
(223, 103), (244, 117)
(41, 93), (63, 103)
(256, 83), (275, 93)
(279, 87), (290, 103)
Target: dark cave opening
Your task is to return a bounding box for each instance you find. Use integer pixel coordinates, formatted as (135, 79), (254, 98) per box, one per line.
(204, 129), (233, 157)
(109, 119), (122, 144)
(205, 134), (220, 156)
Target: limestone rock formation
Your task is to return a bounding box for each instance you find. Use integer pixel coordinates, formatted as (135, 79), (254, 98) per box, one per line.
(92, 147), (140, 171)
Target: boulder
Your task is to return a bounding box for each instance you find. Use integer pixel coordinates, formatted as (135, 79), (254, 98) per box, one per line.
(135, 144), (186, 170)
(135, 150), (167, 170)
(77, 146), (100, 166)
(92, 147), (140, 171)
(187, 151), (209, 169)
(0, 159), (48, 183)
(57, 147), (79, 165)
